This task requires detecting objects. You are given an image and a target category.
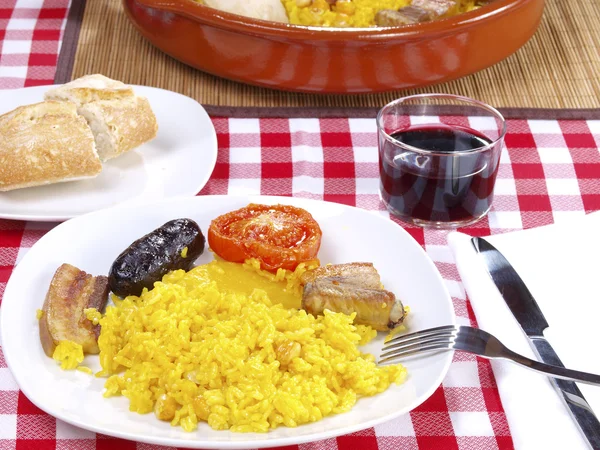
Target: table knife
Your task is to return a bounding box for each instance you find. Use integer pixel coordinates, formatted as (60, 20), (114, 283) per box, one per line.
(472, 237), (600, 450)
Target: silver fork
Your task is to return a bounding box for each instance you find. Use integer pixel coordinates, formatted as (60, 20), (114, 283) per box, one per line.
(379, 325), (600, 386)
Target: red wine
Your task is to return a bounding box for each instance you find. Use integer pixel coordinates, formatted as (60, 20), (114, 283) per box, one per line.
(379, 124), (500, 225)
(391, 124), (492, 153)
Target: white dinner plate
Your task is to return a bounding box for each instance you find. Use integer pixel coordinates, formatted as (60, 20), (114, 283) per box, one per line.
(1, 196), (455, 449)
(0, 85), (217, 221)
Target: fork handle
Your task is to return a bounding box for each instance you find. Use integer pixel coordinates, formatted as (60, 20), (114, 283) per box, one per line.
(501, 344), (600, 387)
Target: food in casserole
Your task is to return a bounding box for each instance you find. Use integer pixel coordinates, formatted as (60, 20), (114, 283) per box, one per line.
(200, 0), (289, 22)
(198, 0), (484, 27)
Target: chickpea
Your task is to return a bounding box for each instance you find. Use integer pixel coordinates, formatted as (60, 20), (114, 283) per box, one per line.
(335, 0), (355, 16)
(193, 396), (210, 421)
(333, 13), (350, 27)
(154, 394), (177, 421)
(275, 340), (301, 366)
(311, 0), (330, 12)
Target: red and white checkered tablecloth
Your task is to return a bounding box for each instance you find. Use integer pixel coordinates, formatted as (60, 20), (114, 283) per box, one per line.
(1, 2), (600, 450)
(0, 0), (68, 89)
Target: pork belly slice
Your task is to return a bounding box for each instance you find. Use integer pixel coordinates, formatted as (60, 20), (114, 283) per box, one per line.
(39, 263), (109, 357)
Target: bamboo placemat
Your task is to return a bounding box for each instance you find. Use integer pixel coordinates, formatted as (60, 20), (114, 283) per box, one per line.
(56, 0), (600, 109)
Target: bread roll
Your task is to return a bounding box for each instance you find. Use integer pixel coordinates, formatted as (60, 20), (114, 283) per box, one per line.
(45, 74), (158, 162)
(0, 101), (101, 192)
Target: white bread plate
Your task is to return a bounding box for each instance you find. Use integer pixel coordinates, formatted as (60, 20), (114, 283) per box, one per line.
(0, 85), (217, 221)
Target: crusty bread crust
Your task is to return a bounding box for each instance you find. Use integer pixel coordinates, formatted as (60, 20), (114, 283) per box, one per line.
(49, 74), (127, 90)
(78, 96), (158, 161)
(44, 74), (134, 107)
(45, 87), (134, 106)
(0, 101), (102, 192)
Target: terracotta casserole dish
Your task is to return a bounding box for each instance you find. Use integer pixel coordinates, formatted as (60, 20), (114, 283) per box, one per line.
(123, 0), (545, 93)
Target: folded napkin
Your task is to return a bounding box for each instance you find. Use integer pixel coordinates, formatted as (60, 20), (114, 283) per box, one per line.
(448, 212), (600, 450)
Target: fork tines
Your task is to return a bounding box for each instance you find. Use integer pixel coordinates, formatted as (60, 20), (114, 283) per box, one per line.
(379, 324), (458, 364)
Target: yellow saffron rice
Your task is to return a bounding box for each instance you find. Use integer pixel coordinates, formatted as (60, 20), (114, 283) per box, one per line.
(52, 341), (84, 370)
(95, 260), (406, 432)
(281, 0), (479, 28)
(84, 308), (102, 325)
(77, 366), (94, 375)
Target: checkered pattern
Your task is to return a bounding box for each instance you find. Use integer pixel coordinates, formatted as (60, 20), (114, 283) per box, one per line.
(1, 116), (598, 449)
(0, 3), (598, 447)
(0, 0), (69, 90)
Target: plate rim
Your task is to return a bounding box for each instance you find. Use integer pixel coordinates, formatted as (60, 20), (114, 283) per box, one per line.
(0, 195), (455, 449)
(0, 84), (218, 222)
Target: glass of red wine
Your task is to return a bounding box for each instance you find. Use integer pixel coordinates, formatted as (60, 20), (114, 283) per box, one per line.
(376, 94), (506, 229)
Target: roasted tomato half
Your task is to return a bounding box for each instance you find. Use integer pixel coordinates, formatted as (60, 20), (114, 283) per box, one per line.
(208, 204), (322, 272)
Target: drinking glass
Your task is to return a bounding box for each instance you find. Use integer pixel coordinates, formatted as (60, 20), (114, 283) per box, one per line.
(376, 94), (506, 229)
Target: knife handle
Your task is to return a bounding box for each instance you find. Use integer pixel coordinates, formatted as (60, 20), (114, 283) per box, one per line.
(531, 338), (600, 450)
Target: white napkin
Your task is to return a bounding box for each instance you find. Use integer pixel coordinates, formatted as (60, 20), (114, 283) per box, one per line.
(448, 212), (600, 450)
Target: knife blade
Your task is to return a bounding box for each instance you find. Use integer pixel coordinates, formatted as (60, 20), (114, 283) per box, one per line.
(472, 236), (600, 450)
